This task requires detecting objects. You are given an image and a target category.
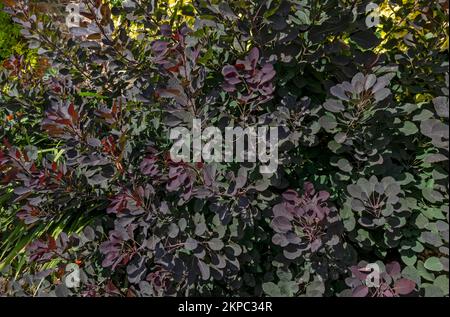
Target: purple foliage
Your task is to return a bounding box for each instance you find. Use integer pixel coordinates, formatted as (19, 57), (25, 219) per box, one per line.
(222, 47), (276, 106)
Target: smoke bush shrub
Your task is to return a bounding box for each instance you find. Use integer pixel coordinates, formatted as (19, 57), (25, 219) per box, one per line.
(0, 0), (448, 297)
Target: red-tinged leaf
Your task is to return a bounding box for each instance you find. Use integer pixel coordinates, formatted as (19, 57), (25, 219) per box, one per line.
(1, 0), (15, 8)
(172, 33), (180, 42)
(235, 62), (245, 70)
(352, 285), (369, 297)
(30, 163), (38, 173)
(47, 237), (57, 250)
(394, 278), (416, 295)
(106, 280), (121, 295)
(51, 162), (57, 172)
(68, 102), (75, 115)
(3, 137), (12, 149)
(55, 118), (73, 126)
(56, 267), (65, 279)
(122, 253), (131, 266)
(39, 174), (46, 186)
(167, 63), (181, 73)
(126, 288), (136, 297)
(2, 164), (18, 179)
(167, 65), (179, 72)
(68, 103), (78, 121)
(107, 199), (123, 214)
(56, 171), (63, 182)
(111, 102), (117, 115)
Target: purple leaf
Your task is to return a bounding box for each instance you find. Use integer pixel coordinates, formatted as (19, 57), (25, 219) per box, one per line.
(272, 216), (292, 233)
(394, 279), (416, 295)
(352, 285), (369, 297)
(330, 84), (350, 101)
(282, 189), (300, 204)
(385, 261), (401, 277)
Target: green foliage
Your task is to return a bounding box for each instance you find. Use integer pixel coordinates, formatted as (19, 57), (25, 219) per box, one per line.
(0, 3), (21, 61)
